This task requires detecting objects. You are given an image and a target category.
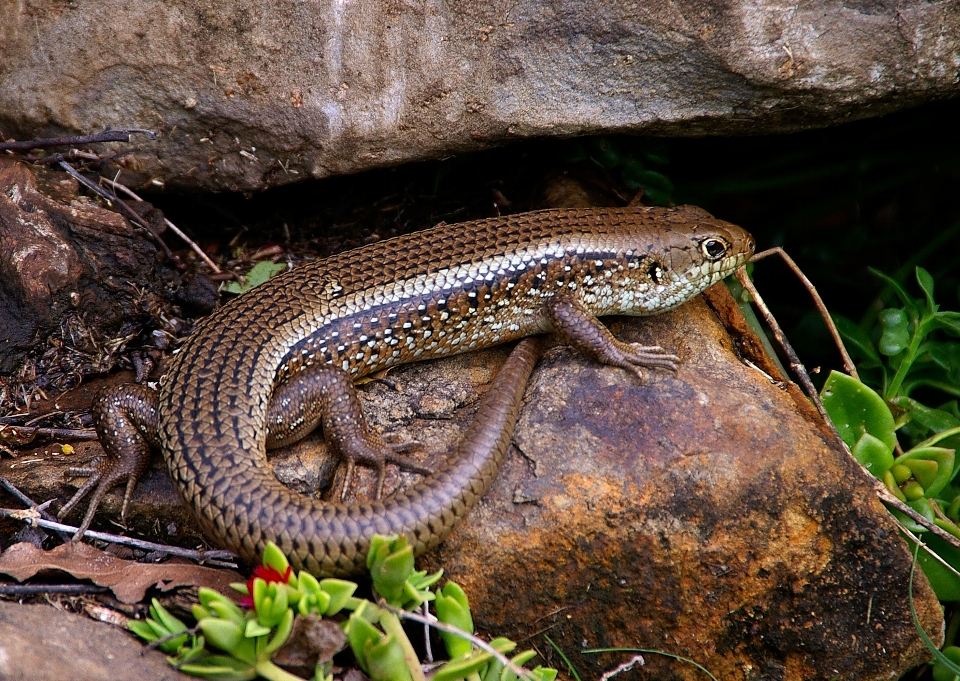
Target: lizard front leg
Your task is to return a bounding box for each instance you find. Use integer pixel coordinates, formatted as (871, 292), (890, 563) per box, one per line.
(543, 295), (680, 380)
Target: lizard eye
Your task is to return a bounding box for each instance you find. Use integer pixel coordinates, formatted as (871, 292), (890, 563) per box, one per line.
(701, 238), (729, 261)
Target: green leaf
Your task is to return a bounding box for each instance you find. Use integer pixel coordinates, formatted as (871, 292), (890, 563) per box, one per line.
(916, 267), (937, 314)
(586, 138), (621, 170)
(831, 314), (880, 365)
(878, 308), (910, 356)
(640, 142), (670, 165)
(909, 543), (960, 681)
(199, 588), (246, 625)
(820, 371), (897, 452)
(621, 167), (674, 195)
(128, 619), (161, 644)
(222, 261), (286, 295)
(896, 446), (956, 498)
(642, 187), (674, 207)
(294, 571), (330, 617)
(364, 633), (414, 681)
(150, 598), (188, 636)
(262, 608), (294, 657)
(869, 268), (919, 318)
(907, 534), (960, 602)
(244, 619), (271, 638)
(409, 568), (444, 591)
(368, 536), (415, 608)
(435, 582), (474, 659)
(528, 667), (559, 681)
(200, 619), (245, 656)
(892, 396), (960, 433)
(501, 651), (539, 681)
(319, 578), (357, 615)
(346, 611), (383, 670)
(925, 343), (960, 383)
(261, 542), (292, 578)
(935, 311), (960, 336)
(433, 651), (494, 681)
(933, 646), (960, 681)
(851, 433), (894, 477)
(178, 654), (258, 681)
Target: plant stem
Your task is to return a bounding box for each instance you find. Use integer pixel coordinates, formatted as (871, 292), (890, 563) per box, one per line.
(885, 321), (927, 399)
(379, 611), (427, 681)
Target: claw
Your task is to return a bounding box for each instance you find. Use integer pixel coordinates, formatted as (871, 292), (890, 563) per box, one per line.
(59, 460), (138, 539)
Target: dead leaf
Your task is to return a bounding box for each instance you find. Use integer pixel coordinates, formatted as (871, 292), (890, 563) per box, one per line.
(0, 542), (242, 604)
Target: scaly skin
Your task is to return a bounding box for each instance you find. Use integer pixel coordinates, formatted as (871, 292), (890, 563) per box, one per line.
(63, 206), (755, 575)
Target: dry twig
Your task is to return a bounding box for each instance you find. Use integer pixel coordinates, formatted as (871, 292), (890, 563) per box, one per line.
(751, 247), (859, 379)
(734, 268), (827, 419)
(100, 175), (222, 274)
(0, 128), (156, 153)
(0, 508), (238, 568)
(382, 601), (539, 681)
(58, 161), (183, 267)
(0, 583), (109, 595)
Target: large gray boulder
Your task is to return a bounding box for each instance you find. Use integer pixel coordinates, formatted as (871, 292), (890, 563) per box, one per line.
(1, 0), (958, 191)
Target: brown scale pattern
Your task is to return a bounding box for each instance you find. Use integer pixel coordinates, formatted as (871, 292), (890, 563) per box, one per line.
(143, 205), (755, 575)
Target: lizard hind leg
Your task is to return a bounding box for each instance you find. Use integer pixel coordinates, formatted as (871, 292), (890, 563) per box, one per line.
(265, 364), (432, 501)
(60, 384), (159, 538)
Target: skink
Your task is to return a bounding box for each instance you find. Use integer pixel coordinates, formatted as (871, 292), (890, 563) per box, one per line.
(61, 205), (755, 576)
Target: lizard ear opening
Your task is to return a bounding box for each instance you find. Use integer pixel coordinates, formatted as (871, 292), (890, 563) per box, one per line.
(700, 237), (730, 261)
(647, 260), (666, 284)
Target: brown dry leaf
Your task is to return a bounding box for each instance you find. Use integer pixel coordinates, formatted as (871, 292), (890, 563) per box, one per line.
(0, 542), (242, 604)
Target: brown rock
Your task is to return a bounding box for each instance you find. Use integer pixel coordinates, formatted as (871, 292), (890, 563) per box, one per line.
(0, 600), (188, 680)
(1, 1), (957, 191)
(418, 289), (943, 680)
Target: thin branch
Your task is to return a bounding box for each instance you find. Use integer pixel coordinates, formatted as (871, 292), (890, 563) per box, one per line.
(735, 268), (827, 419)
(142, 623), (202, 655)
(0, 508), (238, 567)
(0, 583), (109, 595)
(380, 601), (539, 681)
(0, 424), (98, 442)
(421, 601), (434, 663)
(876, 482), (960, 553)
(58, 162), (182, 267)
(25, 150), (104, 165)
(898, 524), (960, 580)
(0, 129), (156, 152)
(751, 247), (859, 379)
(0, 477), (73, 542)
(36, 427), (98, 440)
(99, 175), (223, 274)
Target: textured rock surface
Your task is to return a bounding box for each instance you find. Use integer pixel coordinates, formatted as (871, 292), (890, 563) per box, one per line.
(1, 0), (958, 191)
(419, 290), (943, 681)
(0, 600), (187, 680)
